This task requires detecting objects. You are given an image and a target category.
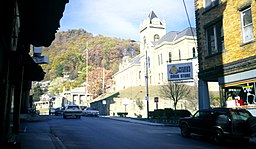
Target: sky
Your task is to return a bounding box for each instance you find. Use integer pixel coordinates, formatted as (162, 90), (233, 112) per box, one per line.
(59, 0), (195, 41)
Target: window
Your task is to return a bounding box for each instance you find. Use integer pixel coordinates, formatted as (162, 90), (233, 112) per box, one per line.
(194, 111), (207, 118)
(241, 8), (254, 43)
(192, 47), (196, 58)
(154, 34), (160, 41)
(143, 36), (146, 47)
(168, 52), (172, 63)
(206, 21), (224, 56)
(147, 56), (150, 68)
(158, 55), (160, 65)
(179, 50), (181, 61)
(204, 0), (220, 9)
(160, 53), (163, 64)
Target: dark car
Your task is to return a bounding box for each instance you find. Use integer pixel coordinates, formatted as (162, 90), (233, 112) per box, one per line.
(49, 108), (56, 115)
(54, 107), (65, 116)
(179, 107), (254, 144)
(245, 107), (256, 117)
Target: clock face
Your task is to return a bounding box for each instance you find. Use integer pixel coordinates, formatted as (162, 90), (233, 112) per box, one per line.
(171, 65), (177, 74)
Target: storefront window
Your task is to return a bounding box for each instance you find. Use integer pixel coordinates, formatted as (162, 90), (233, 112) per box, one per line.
(224, 82), (256, 108)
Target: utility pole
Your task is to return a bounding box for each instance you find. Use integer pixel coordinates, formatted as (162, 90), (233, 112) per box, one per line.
(86, 42), (89, 103)
(130, 39), (150, 119)
(102, 67), (105, 94)
(145, 49), (149, 119)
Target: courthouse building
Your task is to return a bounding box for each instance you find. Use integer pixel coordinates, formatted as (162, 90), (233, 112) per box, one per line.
(114, 11), (198, 91)
(111, 11), (202, 117)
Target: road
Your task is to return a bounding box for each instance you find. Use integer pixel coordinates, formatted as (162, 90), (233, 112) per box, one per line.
(46, 116), (256, 149)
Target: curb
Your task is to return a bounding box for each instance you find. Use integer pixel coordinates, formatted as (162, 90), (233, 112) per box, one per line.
(104, 116), (179, 127)
(20, 114), (52, 122)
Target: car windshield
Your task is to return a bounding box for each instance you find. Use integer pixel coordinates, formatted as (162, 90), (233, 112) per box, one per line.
(67, 106), (79, 110)
(246, 108), (256, 117)
(86, 108), (97, 110)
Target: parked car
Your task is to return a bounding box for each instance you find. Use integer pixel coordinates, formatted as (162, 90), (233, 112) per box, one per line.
(54, 107), (65, 116)
(49, 107), (56, 115)
(80, 106), (87, 110)
(179, 107), (254, 144)
(63, 105), (83, 119)
(83, 107), (99, 117)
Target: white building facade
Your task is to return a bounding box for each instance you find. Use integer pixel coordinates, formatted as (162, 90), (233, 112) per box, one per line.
(113, 55), (141, 91)
(114, 11), (198, 90)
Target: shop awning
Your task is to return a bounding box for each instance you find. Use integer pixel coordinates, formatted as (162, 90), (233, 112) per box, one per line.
(18, 0), (69, 47)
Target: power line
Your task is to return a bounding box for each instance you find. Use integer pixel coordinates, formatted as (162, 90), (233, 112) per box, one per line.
(182, 0), (197, 47)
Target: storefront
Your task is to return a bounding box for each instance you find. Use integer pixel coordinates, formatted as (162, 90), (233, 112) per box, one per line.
(218, 69), (256, 108)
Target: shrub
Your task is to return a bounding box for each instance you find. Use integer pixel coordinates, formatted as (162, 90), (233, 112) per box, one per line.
(149, 109), (191, 119)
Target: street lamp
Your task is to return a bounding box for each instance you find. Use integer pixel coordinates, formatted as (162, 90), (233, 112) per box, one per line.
(130, 40), (149, 119)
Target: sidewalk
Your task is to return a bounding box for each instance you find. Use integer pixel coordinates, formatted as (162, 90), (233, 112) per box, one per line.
(16, 115), (58, 149)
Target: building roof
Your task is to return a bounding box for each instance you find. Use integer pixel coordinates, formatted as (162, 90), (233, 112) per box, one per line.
(148, 10), (158, 20)
(155, 27), (196, 45)
(148, 10), (163, 25)
(129, 55), (140, 64)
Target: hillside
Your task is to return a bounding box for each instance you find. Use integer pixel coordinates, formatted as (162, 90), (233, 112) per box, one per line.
(41, 29), (139, 98)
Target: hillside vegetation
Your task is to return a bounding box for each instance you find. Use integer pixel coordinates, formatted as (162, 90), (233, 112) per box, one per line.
(41, 29), (139, 98)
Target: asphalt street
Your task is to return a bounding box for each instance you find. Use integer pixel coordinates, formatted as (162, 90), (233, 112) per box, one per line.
(17, 116), (256, 149)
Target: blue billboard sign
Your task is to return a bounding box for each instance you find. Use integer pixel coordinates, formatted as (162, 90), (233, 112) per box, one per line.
(167, 62), (193, 81)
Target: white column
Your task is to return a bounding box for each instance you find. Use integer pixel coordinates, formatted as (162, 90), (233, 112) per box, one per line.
(198, 79), (210, 109)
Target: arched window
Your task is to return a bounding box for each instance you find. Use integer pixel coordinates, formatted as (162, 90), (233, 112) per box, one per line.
(154, 34), (160, 41)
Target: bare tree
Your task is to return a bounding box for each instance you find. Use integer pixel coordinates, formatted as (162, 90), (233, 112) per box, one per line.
(136, 97), (144, 111)
(209, 91), (220, 107)
(160, 81), (191, 110)
(135, 97), (144, 117)
(186, 84), (198, 112)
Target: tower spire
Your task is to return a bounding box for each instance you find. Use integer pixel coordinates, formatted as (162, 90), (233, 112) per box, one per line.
(148, 10), (158, 21)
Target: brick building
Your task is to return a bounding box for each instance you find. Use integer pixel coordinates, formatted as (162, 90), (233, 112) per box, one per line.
(195, 0), (256, 108)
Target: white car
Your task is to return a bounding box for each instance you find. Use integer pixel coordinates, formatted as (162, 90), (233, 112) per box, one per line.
(83, 107), (99, 117)
(63, 105), (83, 119)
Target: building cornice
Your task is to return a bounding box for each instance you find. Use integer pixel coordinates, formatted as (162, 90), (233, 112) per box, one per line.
(154, 36), (197, 50)
(199, 55), (256, 80)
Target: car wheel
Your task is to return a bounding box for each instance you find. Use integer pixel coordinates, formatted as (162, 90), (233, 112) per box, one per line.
(180, 123), (190, 137)
(213, 129), (224, 144)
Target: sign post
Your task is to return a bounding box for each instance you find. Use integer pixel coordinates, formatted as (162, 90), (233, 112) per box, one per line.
(154, 97), (159, 110)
